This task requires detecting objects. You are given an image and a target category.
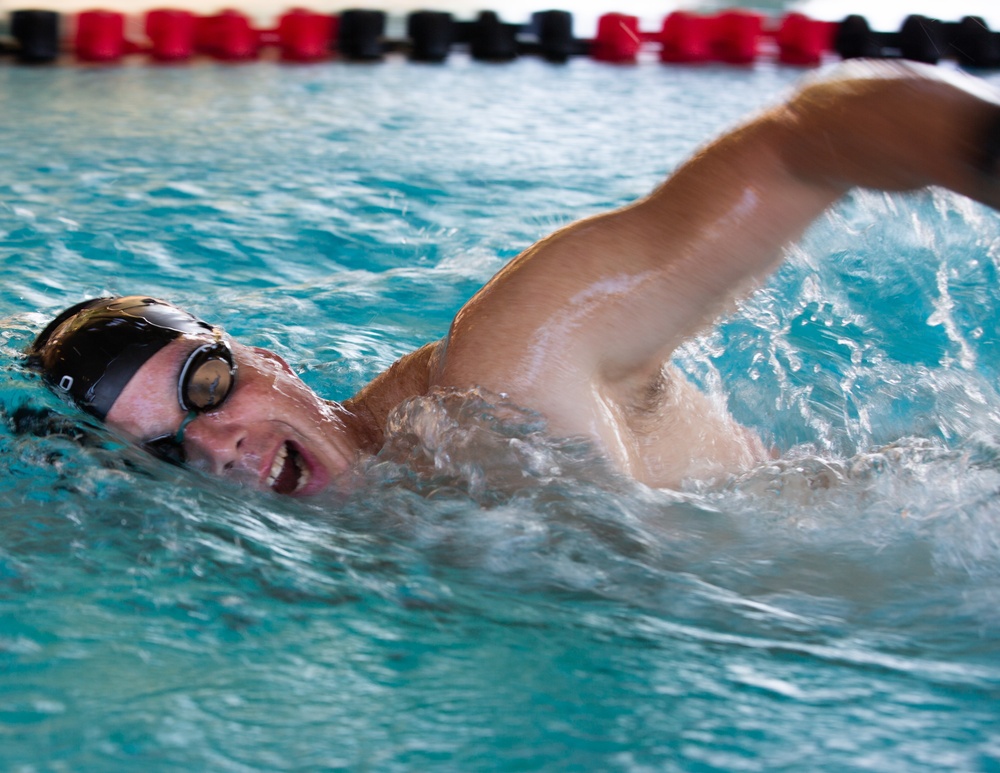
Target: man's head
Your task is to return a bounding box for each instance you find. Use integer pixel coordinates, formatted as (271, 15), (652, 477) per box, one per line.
(27, 296), (231, 422)
(28, 296), (360, 496)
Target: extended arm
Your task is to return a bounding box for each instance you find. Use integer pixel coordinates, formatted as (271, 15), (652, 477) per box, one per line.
(434, 61), (1000, 432)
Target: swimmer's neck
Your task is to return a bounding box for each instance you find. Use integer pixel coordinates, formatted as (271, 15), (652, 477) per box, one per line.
(341, 341), (441, 452)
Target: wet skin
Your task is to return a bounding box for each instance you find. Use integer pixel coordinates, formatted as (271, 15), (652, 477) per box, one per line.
(106, 336), (368, 496)
(98, 62), (1000, 495)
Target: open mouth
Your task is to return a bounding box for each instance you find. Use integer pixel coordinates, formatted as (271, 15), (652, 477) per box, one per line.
(265, 441), (312, 496)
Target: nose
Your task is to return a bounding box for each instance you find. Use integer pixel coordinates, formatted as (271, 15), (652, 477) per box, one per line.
(181, 413), (249, 475)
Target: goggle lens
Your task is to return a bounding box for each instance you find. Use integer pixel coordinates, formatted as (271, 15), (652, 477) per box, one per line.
(181, 345), (235, 411)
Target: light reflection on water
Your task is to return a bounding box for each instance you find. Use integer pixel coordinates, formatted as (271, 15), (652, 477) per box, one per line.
(2, 60), (1000, 770)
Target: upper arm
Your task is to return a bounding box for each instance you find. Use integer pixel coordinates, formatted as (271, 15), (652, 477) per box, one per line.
(436, 109), (837, 403)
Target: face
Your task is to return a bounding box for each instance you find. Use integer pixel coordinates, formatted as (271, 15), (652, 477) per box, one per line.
(105, 334), (360, 496)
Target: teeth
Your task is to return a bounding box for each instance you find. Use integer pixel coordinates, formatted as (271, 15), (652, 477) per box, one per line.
(264, 442), (313, 495)
(294, 456), (311, 493)
(265, 443), (288, 488)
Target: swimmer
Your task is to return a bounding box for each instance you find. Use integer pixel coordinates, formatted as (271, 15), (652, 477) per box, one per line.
(26, 60), (1000, 496)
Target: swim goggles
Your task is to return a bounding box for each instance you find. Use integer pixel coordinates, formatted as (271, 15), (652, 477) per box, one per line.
(141, 334), (238, 465)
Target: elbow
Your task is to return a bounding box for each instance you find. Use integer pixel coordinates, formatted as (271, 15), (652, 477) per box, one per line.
(775, 60), (1000, 201)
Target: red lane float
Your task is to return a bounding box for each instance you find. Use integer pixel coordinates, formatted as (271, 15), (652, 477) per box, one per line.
(775, 13), (837, 66)
(657, 10), (765, 65)
(146, 8), (196, 62)
(196, 9), (259, 60)
(659, 11), (714, 64)
(591, 13), (641, 63)
(276, 8), (335, 62)
(711, 10), (762, 64)
(657, 10), (833, 67)
(74, 10), (127, 62)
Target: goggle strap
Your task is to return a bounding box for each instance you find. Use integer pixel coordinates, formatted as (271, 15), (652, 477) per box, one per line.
(174, 410), (198, 444)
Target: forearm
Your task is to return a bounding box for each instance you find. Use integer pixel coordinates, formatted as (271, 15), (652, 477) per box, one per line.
(623, 61), (1000, 349)
(776, 60), (1000, 207)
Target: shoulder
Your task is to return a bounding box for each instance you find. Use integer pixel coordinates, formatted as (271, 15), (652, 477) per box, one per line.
(344, 341), (442, 437)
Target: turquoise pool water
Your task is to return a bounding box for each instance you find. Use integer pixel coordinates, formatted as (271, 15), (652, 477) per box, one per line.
(2, 57), (1000, 771)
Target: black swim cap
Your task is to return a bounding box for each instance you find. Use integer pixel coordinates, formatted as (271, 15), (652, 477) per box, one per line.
(27, 296), (217, 420)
